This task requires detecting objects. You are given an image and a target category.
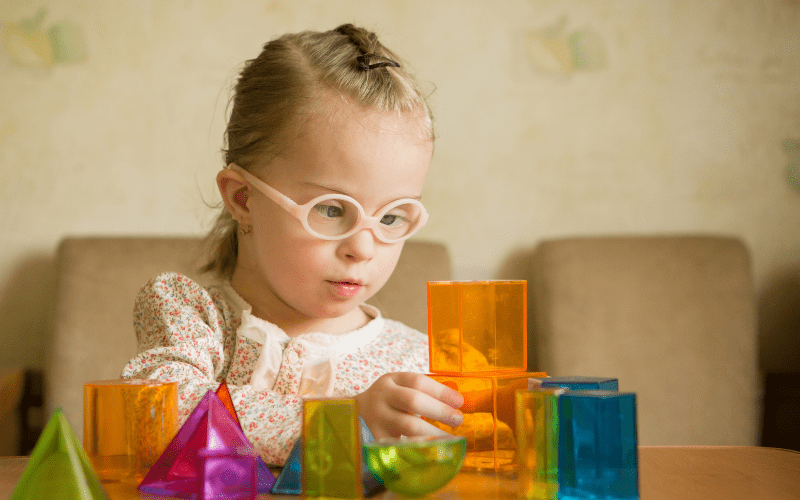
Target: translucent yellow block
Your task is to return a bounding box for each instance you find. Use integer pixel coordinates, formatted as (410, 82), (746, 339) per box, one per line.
(427, 281), (527, 374)
(302, 398), (361, 499)
(426, 372), (546, 472)
(516, 388), (564, 500)
(83, 379), (177, 483)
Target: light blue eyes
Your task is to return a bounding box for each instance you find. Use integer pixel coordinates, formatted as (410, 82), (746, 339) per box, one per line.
(313, 203), (344, 219)
(313, 203), (407, 229)
(379, 214), (407, 228)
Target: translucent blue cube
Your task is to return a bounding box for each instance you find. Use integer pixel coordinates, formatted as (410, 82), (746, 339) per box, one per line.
(539, 376), (619, 392)
(558, 391), (638, 500)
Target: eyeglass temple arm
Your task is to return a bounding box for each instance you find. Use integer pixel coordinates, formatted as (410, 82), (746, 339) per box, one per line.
(228, 164), (303, 217)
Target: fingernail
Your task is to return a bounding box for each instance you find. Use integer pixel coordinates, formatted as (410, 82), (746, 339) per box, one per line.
(450, 411), (463, 427)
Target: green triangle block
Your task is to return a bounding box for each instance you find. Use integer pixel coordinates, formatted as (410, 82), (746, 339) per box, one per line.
(10, 408), (109, 500)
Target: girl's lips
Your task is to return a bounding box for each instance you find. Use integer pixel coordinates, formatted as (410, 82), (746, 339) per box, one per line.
(328, 281), (363, 298)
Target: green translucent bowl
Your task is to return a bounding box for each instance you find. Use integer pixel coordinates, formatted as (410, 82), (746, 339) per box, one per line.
(363, 435), (466, 497)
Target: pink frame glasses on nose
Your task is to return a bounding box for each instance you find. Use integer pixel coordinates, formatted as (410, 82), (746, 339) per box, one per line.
(229, 164), (429, 243)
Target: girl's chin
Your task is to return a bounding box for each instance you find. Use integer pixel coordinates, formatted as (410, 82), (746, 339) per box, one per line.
(313, 303), (370, 330)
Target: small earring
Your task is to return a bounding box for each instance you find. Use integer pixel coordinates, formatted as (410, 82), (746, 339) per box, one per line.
(238, 223), (252, 236)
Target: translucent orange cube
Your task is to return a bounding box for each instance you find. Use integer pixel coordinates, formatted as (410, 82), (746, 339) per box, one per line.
(83, 379), (177, 483)
(428, 280), (527, 374)
(426, 372), (546, 471)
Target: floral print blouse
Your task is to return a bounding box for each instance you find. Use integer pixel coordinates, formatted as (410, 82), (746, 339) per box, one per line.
(121, 272), (429, 465)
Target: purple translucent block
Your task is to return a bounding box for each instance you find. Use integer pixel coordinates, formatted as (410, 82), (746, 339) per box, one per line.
(199, 447), (256, 500)
(139, 391), (276, 498)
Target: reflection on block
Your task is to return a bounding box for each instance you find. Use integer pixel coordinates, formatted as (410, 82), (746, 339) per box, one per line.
(427, 281), (527, 374)
(302, 398), (361, 498)
(538, 376), (618, 391)
(558, 391), (639, 500)
(198, 447), (257, 500)
(516, 388), (564, 500)
(427, 372), (545, 471)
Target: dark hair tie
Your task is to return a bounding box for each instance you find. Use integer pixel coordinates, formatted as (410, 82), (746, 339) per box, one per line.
(357, 53), (401, 70)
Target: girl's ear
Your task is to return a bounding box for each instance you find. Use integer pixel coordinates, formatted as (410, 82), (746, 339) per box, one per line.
(217, 168), (252, 224)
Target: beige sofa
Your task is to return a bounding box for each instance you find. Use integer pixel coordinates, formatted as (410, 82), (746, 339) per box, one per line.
(529, 236), (759, 446)
(43, 234), (759, 447)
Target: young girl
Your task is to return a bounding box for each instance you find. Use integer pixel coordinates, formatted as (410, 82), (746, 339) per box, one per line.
(121, 23), (464, 466)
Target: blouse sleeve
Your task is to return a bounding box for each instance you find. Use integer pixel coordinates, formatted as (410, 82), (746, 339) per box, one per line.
(120, 273), (302, 465)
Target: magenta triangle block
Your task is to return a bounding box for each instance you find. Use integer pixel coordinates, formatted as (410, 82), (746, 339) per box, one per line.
(138, 390), (276, 498)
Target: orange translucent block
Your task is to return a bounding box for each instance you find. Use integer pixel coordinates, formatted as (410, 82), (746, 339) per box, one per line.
(426, 372), (546, 472)
(428, 280), (527, 374)
(83, 379), (178, 483)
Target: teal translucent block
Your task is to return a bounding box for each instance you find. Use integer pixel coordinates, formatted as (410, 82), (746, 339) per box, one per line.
(558, 391), (639, 500)
(516, 389), (563, 500)
(539, 376), (618, 391)
(363, 435), (466, 497)
(271, 440), (302, 495)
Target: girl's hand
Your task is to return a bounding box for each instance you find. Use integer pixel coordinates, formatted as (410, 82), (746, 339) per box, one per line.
(354, 372), (464, 439)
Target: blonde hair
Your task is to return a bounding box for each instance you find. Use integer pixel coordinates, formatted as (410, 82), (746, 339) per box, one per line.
(202, 23), (434, 278)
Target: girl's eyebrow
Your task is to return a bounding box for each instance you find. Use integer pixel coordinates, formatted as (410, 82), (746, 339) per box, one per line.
(298, 181), (422, 200)
(298, 180), (347, 195)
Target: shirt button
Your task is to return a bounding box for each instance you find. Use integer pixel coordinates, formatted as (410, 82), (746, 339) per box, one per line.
(286, 351), (300, 365)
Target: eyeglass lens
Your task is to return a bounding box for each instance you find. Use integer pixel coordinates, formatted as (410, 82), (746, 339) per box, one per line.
(308, 198), (423, 241)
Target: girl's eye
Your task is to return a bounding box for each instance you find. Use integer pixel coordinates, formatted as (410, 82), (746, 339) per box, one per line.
(380, 213), (408, 228)
(313, 202), (344, 219)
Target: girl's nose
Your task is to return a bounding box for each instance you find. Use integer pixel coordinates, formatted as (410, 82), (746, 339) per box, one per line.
(337, 228), (377, 262)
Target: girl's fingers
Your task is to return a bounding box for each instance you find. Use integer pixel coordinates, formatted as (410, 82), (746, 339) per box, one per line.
(393, 372), (464, 408)
(380, 410), (454, 438)
(388, 385), (464, 428)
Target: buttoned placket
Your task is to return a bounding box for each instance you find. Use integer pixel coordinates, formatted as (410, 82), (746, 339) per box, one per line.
(224, 279), (386, 396)
(272, 340), (304, 395)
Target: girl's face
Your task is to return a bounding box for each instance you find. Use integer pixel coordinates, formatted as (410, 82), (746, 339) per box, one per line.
(233, 95), (433, 333)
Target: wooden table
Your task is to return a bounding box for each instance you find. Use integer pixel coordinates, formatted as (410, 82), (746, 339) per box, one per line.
(1, 446), (798, 499)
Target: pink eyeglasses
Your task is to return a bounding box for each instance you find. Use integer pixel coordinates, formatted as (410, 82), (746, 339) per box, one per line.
(229, 164), (428, 243)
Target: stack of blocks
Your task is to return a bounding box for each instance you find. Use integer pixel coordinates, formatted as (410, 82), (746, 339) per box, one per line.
(517, 377), (639, 500)
(426, 280), (546, 471)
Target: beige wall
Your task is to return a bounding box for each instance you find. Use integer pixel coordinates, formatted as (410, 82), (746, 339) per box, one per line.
(1, 0), (798, 371)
